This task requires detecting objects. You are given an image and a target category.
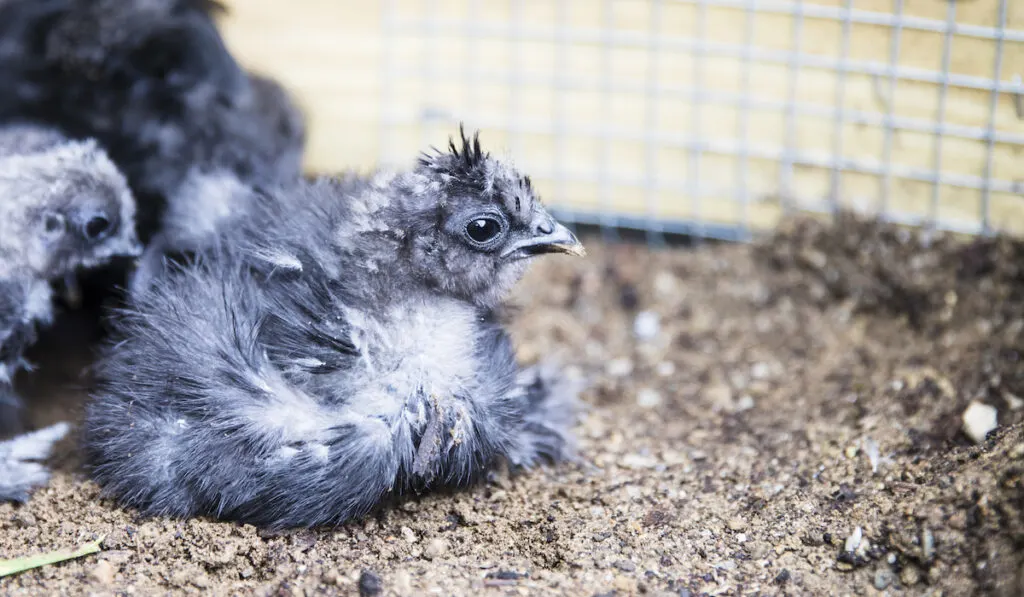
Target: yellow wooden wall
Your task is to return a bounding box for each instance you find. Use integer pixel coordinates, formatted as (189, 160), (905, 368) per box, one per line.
(217, 0), (1024, 236)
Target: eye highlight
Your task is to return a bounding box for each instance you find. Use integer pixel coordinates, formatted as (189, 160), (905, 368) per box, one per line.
(465, 217), (502, 245)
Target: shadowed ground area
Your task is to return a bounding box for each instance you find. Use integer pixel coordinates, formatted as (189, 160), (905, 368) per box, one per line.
(2, 213), (1023, 596)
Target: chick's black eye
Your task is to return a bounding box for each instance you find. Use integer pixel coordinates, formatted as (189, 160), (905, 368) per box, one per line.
(44, 214), (64, 234)
(466, 218), (502, 244)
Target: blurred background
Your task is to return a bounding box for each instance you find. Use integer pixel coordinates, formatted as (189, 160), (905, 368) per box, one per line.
(217, 0), (1024, 242)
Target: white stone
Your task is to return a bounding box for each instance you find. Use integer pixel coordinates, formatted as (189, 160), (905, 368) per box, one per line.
(864, 437), (881, 474)
(656, 361), (676, 377)
(962, 401), (998, 444)
(606, 358), (633, 377)
(653, 272), (678, 296)
(750, 362), (772, 380)
(633, 311), (660, 341)
(636, 388), (663, 408)
(844, 526), (863, 553)
(736, 395), (755, 411)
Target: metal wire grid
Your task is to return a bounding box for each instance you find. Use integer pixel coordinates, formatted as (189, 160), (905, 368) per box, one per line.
(379, 0), (1024, 242)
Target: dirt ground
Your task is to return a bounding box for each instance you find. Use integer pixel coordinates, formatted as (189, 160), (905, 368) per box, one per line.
(2, 212), (1024, 596)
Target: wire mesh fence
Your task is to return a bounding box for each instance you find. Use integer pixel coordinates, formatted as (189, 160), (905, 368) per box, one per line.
(374, 0), (1024, 242)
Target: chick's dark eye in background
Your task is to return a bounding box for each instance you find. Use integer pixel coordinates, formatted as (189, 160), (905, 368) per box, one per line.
(84, 214), (112, 240)
(466, 217), (501, 244)
(44, 213), (65, 235)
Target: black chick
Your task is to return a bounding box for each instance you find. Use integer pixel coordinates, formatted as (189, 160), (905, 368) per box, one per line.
(0, 0), (306, 247)
(84, 128), (586, 529)
(126, 72), (307, 295)
(0, 122), (140, 501)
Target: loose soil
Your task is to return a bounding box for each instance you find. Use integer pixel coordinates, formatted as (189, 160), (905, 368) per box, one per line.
(2, 212), (1023, 596)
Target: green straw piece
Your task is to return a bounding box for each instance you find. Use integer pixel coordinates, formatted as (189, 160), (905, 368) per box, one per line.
(0, 535), (105, 578)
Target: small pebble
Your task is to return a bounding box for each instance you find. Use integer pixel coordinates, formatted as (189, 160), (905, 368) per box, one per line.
(748, 541), (771, 559)
(653, 272), (677, 296)
(864, 438), (881, 474)
(636, 388), (663, 408)
(656, 361), (676, 377)
(400, 526), (417, 544)
(613, 575), (637, 592)
(393, 570), (413, 594)
(874, 569), (895, 590)
(921, 528), (935, 561)
(844, 527), (863, 553)
(424, 538), (447, 560)
(619, 285), (639, 310)
(750, 362), (772, 379)
(900, 566), (921, 586)
(736, 395), (755, 411)
(90, 560), (116, 585)
(962, 401), (998, 444)
(614, 559), (636, 572)
(703, 383), (732, 407)
(633, 311), (660, 341)
(322, 570), (342, 586)
(621, 453), (659, 469)
(606, 358), (634, 377)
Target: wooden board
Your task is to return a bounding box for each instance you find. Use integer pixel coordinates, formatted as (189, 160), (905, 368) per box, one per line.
(217, 0), (1024, 237)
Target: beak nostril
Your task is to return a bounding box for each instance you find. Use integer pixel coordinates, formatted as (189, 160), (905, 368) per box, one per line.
(84, 215), (113, 241)
(536, 220), (554, 235)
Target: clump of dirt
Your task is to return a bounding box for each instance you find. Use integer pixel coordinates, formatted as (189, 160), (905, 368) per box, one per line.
(2, 211), (1023, 596)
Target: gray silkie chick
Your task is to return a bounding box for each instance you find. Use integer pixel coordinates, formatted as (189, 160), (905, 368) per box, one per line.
(0, 0), (306, 246)
(84, 128), (586, 529)
(0, 122), (141, 502)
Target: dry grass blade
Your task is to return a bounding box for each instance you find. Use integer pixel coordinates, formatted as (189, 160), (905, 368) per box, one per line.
(0, 535), (105, 578)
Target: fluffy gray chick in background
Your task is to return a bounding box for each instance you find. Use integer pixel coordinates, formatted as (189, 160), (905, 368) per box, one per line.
(0, 122), (140, 502)
(0, 0), (306, 250)
(85, 128), (586, 529)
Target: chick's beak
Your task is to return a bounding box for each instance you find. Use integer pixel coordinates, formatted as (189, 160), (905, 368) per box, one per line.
(502, 220), (587, 258)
